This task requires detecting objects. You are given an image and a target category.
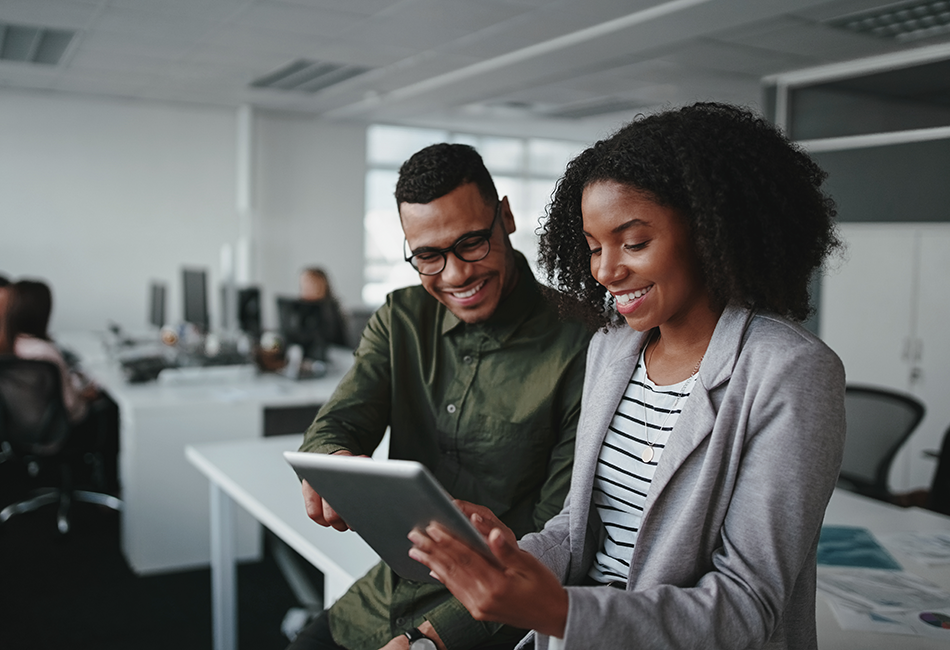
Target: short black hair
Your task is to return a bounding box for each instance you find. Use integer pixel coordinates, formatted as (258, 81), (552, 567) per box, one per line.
(539, 102), (840, 329)
(0, 274), (9, 287)
(394, 143), (498, 208)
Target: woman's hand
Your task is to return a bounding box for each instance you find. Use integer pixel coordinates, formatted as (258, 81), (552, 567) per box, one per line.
(407, 504), (568, 638)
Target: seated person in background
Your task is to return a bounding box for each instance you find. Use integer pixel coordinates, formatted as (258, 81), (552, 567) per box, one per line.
(408, 103), (847, 650)
(0, 274), (9, 350)
(1, 279), (121, 494)
(288, 143), (592, 650)
(257, 267), (351, 374)
(299, 267), (349, 348)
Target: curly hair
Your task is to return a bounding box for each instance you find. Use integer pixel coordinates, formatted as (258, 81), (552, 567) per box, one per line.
(538, 102), (840, 330)
(394, 143), (498, 208)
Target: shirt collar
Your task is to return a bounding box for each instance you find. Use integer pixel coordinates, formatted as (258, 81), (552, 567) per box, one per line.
(439, 251), (541, 342)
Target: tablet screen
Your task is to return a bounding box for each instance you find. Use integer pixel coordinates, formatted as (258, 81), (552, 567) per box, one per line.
(284, 451), (497, 584)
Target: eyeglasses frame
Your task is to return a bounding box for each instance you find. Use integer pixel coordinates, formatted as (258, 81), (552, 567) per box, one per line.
(403, 201), (502, 276)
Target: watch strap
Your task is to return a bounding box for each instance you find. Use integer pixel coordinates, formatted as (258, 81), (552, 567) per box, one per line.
(405, 627), (428, 643)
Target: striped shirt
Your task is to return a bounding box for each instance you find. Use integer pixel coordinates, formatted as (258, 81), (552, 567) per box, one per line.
(588, 348), (698, 585)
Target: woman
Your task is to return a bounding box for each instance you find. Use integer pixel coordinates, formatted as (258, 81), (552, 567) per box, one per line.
(408, 103), (845, 650)
(300, 266), (350, 348)
(2, 280), (96, 422)
(2, 279), (121, 493)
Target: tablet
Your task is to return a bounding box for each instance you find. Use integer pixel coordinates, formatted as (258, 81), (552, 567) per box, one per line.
(284, 451), (497, 584)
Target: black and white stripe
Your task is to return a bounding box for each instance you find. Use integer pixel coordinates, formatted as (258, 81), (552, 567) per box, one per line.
(587, 350), (696, 585)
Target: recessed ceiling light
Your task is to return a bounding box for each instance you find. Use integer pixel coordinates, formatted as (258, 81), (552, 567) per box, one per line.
(0, 22), (74, 65)
(828, 0), (950, 42)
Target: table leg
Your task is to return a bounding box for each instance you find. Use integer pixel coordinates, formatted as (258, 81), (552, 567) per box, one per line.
(210, 482), (237, 650)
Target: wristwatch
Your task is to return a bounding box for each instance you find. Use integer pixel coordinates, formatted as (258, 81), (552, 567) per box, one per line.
(405, 627), (437, 650)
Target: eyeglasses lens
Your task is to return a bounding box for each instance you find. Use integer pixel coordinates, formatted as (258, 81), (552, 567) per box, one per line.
(412, 235), (491, 275)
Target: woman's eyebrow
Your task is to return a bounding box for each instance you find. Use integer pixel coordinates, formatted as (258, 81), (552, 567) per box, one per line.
(582, 218), (649, 238)
(611, 218), (649, 234)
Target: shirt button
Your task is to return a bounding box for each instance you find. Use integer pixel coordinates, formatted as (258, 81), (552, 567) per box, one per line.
(395, 617), (407, 626)
(463, 355), (473, 364)
(447, 404), (457, 414)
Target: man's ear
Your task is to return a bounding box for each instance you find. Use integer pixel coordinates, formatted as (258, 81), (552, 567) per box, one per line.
(500, 196), (516, 235)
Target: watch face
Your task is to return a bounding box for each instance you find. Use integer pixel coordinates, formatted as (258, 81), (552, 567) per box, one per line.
(409, 639), (437, 650)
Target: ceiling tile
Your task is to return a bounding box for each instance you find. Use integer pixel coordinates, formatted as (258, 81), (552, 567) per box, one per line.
(271, 0), (395, 17)
(68, 49), (176, 76)
(0, 0), (101, 29)
(717, 16), (905, 61)
(233, 2), (369, 37)
(79, 31), (197, 61)
(659, 38), (807, 75)
(94, 6), (220, 42)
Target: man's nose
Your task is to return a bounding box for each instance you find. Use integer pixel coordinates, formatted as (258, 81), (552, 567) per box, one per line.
(440, 252), (474, 285)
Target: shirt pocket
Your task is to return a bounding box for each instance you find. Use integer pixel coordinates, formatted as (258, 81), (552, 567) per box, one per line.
(454, 414), (555, 513)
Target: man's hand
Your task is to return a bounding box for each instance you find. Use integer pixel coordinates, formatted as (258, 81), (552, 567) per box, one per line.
(378, 621), (446, 650)
(300, 450), (363, 532)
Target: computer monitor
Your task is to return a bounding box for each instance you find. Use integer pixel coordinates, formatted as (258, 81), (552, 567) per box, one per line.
(237, 287), (262, 336)
(182, 268), (210, 334)
(149, 281), (166, 329)
(276, 297), (329, 362)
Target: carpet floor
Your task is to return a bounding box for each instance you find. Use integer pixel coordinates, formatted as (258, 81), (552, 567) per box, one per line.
(0, 497), (310, 650)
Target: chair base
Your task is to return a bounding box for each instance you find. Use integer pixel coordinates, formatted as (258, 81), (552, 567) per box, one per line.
(0, 487), (122, 534)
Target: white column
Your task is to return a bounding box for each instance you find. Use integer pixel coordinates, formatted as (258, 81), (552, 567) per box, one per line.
(235, 104), (256, 286)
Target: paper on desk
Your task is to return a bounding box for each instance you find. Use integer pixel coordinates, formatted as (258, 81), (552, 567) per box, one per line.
(818, 569), (950, 611)
(880, 531), (950, 565)
(819, 568), (950, 639)
(826, 599), (950, 640)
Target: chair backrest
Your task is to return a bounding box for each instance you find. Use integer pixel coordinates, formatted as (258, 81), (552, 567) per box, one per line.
(839, 385), (925, 499)
(927, 424), (950, 515)
(0, 357), (72, 456)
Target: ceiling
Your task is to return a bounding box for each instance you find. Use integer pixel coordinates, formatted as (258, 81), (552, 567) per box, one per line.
(2, 0), (950, 139)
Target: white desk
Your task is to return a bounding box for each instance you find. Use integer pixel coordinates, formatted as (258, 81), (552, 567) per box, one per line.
(819, 489), (950, 649)
(187, 435), (950, 650)
(59, 331), (353, 574)
(187, 434), (380, 650)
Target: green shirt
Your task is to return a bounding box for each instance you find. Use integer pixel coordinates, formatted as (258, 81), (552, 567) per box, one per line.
(299, 253), (590, 650)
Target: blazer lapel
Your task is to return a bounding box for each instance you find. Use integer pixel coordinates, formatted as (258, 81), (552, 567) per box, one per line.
(569, 327), (646, 577)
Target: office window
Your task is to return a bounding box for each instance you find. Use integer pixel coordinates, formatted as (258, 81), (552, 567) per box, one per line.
(363, 125), (584, 306)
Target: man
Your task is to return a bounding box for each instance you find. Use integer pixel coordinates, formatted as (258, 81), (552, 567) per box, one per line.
(290, 144), (590, 650)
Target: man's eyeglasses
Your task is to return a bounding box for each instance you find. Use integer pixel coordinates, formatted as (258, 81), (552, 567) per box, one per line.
(404, 202), (501, 276)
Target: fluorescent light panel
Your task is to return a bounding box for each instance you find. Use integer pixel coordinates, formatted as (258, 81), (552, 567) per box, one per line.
(0, 22), (74, 65)
(250, 59), (371, 94)
(829, 0), (950, 42)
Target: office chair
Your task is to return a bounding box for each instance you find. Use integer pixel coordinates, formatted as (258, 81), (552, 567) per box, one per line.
(0, 357), (121, 534)
(837, 384), (925, 503)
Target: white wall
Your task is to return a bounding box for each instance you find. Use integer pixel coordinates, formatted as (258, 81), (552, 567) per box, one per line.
(254, 111), (366, 329)
(0, 90), (366, 335)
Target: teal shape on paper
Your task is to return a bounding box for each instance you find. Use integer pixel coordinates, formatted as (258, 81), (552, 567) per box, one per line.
(817, 525), (902, 570)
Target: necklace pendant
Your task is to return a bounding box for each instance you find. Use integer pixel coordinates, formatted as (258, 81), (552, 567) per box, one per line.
(641, 445), (655, 463)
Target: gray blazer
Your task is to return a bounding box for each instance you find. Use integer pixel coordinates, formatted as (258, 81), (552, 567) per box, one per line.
(520, 305), (846, 650)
